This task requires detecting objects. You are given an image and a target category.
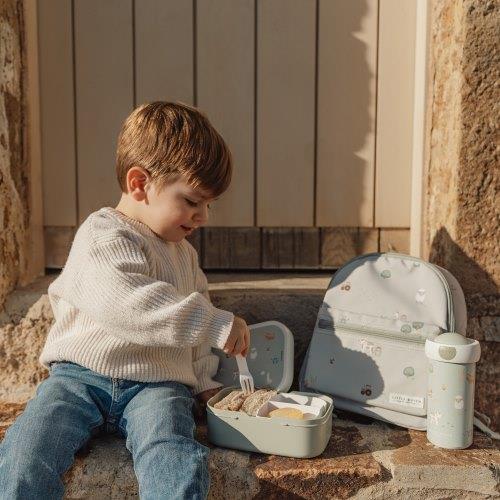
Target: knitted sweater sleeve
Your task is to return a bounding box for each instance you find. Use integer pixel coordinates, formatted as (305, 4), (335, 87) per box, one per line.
(190, 248), (226, 395)
(61, 231), (234, 349)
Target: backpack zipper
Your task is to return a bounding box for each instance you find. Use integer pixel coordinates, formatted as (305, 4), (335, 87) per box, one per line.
(318, 319), (438, 345)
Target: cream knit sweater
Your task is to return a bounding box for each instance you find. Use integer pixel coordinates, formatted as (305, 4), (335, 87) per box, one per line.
(39, 207), (235, 395)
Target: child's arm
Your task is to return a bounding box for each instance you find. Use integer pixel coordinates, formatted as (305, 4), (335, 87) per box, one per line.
(190, 257), (251, 396)
(54, 232), (234, 350)
(190, 249), (224, 395)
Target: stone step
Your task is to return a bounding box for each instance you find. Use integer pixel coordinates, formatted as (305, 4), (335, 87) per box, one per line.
(1, 400), (498, 499)
(0, 274), (499, 498)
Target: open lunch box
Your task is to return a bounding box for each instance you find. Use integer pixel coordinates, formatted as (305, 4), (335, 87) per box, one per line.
(206, 321), (333, 458)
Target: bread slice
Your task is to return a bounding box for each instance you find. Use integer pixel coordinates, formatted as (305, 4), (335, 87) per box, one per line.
(213, 390), (247, 411)
(213, 388), (277, 415)
(240, 389), (277, 416)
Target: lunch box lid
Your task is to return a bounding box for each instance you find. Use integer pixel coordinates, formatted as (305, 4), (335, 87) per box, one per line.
(212, 320), (294, 392)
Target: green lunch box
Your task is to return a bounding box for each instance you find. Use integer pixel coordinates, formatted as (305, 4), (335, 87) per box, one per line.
(206, 321), (333, 458)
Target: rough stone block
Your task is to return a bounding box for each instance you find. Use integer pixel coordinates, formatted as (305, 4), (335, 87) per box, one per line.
(390, 429), (500, 496)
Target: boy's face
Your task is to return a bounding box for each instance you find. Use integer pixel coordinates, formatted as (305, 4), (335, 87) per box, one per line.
(143, 174), (216, 243)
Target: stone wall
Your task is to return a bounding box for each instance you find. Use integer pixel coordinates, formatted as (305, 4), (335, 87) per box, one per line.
(424, 0), (499, 429)
(0, 0), (31, 309)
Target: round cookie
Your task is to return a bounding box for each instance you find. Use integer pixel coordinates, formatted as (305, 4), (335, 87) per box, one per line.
(268, 407), (304, 420)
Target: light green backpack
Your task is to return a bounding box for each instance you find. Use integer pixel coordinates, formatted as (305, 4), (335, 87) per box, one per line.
(299, 252), (468, 430)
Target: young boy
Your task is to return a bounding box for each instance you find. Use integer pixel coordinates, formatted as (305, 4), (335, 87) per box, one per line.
(0, 102), (251, 499)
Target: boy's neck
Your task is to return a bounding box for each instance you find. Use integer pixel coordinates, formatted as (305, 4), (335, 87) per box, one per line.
(115, 194), (145, 226)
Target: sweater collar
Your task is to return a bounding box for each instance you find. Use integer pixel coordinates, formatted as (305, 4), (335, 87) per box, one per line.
(101, 207), (165, 241)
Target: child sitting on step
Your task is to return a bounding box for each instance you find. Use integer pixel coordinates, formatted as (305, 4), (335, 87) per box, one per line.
(0, 102), (250, 499)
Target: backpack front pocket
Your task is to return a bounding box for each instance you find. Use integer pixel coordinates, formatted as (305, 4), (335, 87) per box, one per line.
(303, 313), (441, 417)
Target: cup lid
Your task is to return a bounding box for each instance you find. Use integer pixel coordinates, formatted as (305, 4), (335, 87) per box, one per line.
(212, 320), (294, 392)
(425, 332), (481, 363)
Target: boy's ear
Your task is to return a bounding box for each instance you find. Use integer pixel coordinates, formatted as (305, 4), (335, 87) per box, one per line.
(127, 167), (150, 201)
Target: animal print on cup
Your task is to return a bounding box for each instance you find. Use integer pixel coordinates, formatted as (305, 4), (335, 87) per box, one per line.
(380, 269), (391, 279)
(454, 395), (464, 410)
(429, 410), (442, 425)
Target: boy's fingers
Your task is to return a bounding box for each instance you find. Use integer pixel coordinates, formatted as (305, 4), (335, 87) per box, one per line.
(224, 334), (237, 354)
(240, 329), (249, 356)
(234, 336), (245, 355)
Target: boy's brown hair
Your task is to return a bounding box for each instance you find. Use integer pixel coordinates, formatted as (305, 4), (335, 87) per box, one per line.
(116, 101), (232, 197)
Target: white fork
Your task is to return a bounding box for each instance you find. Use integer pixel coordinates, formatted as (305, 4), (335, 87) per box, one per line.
(235, 354), (254, 394)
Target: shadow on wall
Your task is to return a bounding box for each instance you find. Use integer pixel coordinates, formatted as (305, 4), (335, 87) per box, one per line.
(429, 227), (499, 430)
(319, 0), (374, 225)
(429, 227), (498, 296)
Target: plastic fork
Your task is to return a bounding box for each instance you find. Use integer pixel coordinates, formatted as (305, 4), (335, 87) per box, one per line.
(235, 354), (254, 394)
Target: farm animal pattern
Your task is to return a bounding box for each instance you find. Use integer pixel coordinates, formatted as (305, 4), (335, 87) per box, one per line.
(218, 329), (282, 387)
(304, 258), (447, 400)
(427, 362), (474, 439)
(320, 265), (445, 347)
(334, 261), (437, 336)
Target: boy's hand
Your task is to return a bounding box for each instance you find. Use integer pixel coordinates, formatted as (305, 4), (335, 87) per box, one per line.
(223, 316), (250, 357)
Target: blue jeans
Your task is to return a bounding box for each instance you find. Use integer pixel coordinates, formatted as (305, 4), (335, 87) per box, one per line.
(0, 362), (210, 499)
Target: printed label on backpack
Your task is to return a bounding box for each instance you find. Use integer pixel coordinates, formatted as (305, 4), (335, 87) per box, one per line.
(389, 392), (425, 409)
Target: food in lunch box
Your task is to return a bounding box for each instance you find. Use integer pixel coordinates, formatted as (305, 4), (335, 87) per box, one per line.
(268, 407), (304, 420)
(213, 390), (247, 411)
(213, 388), (277, 416)
(241, 389), (277, 415)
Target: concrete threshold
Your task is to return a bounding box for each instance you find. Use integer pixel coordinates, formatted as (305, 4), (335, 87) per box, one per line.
(206, 271), (333, 292)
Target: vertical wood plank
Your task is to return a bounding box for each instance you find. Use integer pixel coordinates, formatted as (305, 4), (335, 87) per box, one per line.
(321, 228), (379, 268)
(38, 0), (76, 226)
(197, 0), (255, 227)
(24, 0), (45, 278)
(257, 0), (316, 226)
(186, 230), (201, 256)
(375, 0), (417, 227)
(135, 0), (193, 105)
(203, 228), (261, 269)
(379, 228), (410, 254)
(316, 0), (378, 227)
(74, 0), (133, 222)
(44, 227), (76, 269)
(263, 228), (320, 269)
